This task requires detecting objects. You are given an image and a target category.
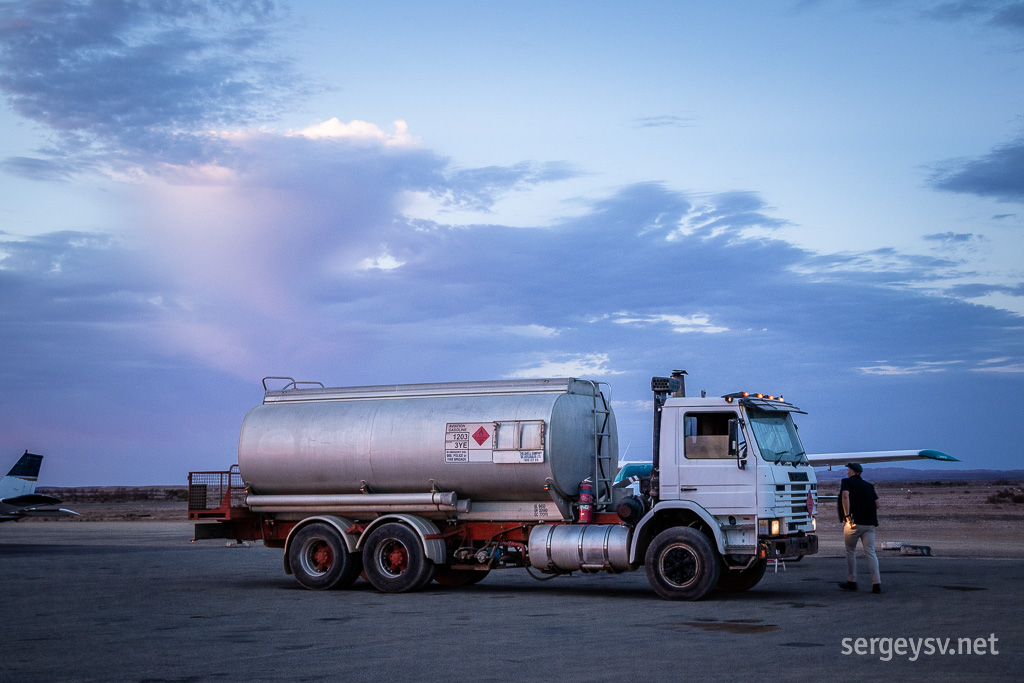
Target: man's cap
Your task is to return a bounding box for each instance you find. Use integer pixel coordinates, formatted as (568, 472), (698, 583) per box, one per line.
(845, 462), (863, 473)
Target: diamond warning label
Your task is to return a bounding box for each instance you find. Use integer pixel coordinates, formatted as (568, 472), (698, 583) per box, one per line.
(445, 423), (493, 463)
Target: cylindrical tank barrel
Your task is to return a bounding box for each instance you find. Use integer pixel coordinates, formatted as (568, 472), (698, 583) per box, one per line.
(237, 378), (617, 501)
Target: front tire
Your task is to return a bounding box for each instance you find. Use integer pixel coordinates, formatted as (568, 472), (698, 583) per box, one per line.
(645, 527), (720, 600)
(362, 523), (437, 593)
(288, 523), (361, 590)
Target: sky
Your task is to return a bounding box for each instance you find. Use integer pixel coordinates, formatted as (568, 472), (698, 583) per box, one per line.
(0, 0), (1022, 485)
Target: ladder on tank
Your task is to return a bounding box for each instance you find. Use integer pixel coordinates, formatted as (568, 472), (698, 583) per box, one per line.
(583, 380), (614, 511)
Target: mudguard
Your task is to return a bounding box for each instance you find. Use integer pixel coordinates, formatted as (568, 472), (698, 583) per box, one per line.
(629, 500), (726, 563)
(282, 515), (357, 575)
(356, 514), (447, 564)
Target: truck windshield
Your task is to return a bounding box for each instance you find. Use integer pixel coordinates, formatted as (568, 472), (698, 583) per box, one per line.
(748, 411), (807, 465)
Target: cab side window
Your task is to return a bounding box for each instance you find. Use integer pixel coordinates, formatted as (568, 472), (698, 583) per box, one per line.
(683, 412), (733, 459)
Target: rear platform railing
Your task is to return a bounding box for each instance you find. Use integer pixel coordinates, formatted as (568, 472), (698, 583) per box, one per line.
(188, 465), (247, 520)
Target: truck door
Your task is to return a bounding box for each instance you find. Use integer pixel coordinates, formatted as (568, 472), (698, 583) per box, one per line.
(661, 408), (757, 516)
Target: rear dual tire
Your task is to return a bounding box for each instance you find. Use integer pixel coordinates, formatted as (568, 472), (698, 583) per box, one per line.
(362, 523), (437, 593)
(288, 523), (362, 590)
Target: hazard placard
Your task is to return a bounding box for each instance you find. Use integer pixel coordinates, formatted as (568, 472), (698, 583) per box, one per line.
(445, 423), (493, 463)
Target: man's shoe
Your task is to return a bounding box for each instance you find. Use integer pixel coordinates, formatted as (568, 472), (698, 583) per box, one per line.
(838, 581), (858, 591)
(872, 584), (881, 594)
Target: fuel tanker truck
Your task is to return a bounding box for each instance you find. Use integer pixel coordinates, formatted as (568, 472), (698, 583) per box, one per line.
(189, 371), (818, 600)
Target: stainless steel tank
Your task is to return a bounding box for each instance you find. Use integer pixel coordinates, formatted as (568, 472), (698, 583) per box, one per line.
(238, 377), (617, 501)
(528, 523), (632, 573)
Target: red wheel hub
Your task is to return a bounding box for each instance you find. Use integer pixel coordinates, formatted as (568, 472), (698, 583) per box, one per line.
(309, 541), (334, 572)
(384, 542), (409, 573)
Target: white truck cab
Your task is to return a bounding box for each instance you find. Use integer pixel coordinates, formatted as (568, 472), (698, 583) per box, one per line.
(619, 375), (818, 598)
(660, 392), (817, 559)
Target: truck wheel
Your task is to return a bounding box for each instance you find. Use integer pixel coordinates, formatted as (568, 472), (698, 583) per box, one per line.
(362, 523), (437, 593)
(289, 523), (361, 590)
(716, 558), (767, 592)
(434, 567), (489, 587)
(645, 527), (720, 601)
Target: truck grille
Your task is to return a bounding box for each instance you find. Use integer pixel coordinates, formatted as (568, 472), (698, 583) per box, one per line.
(774, 482), (816, 526)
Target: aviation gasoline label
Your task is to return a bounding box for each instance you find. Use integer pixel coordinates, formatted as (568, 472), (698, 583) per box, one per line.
(445, 423), (493, 463)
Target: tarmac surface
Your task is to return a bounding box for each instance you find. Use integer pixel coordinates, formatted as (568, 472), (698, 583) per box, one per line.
(1, 522), (1021, 682)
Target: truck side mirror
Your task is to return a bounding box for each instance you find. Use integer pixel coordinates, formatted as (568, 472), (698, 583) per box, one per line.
(729, 418), (747, 470)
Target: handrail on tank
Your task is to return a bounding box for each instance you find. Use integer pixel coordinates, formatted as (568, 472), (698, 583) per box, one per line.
(262, 377), (326, 392)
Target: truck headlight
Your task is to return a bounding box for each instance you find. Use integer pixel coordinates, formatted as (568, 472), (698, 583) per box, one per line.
(758, 518), (782, 536)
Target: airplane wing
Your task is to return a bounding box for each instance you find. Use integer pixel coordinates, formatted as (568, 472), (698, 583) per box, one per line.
(806, 449), (957, 468)
(16, 507), (81, 518)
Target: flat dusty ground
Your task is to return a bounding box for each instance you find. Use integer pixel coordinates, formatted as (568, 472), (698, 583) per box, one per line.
(815, 480), (1024, 559)
(5, 481), (1024, 682)
(3, 521), (1022, 682)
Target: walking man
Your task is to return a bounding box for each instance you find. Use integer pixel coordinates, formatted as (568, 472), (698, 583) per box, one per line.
(838, 462), (881, 593)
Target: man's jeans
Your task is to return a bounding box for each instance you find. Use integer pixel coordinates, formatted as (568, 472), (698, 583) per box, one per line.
(844, 522), (880, 585)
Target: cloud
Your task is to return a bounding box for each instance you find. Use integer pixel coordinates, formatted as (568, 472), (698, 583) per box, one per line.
(925, 1), (1024, 33)
(433, 161), (580, 212)
(633, 115), (699, 129)
(505, 353), (624, 378)
(357, 252), (406, 271)
(857, 360), (963, 376)
(0, 0), (303, 172)
(945, 282), (1024, 298)
(128, 125), (449, 314)
(907, 6), (1024, 208)
(794, 247), (962, 286)
(5, 123), (1019, 390)
(928, 137), (1024, 203)
(0, 155), (79, 181)
(292, 119), (418, 147)
(502, 324), (561, 338)
(972, 360), (1024, 372)
(610, 312), (729, 334)
(668, 191), (790, 239)
(923, 232), (979, 244)
(5, 145), (1024, 480)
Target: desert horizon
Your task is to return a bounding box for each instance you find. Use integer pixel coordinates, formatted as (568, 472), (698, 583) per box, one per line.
(25, 472), (1024, 562)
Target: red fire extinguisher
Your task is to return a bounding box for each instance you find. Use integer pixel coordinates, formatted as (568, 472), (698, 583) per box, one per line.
(578, 478), (593, 523)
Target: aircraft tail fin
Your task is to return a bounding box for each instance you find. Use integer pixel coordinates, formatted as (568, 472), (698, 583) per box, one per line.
(0, 451), (44, 500)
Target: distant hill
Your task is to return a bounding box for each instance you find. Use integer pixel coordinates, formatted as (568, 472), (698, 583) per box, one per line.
(814, 467), (1024, 483)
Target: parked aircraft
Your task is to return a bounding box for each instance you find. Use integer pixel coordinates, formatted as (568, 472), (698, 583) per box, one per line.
(0, 451), (79, 522)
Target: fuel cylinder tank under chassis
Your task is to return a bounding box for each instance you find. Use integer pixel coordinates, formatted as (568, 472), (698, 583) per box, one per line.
(237, 377), (617, 502)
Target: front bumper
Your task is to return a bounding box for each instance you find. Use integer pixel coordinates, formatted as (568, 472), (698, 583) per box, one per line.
(762, 533), (818, 560)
